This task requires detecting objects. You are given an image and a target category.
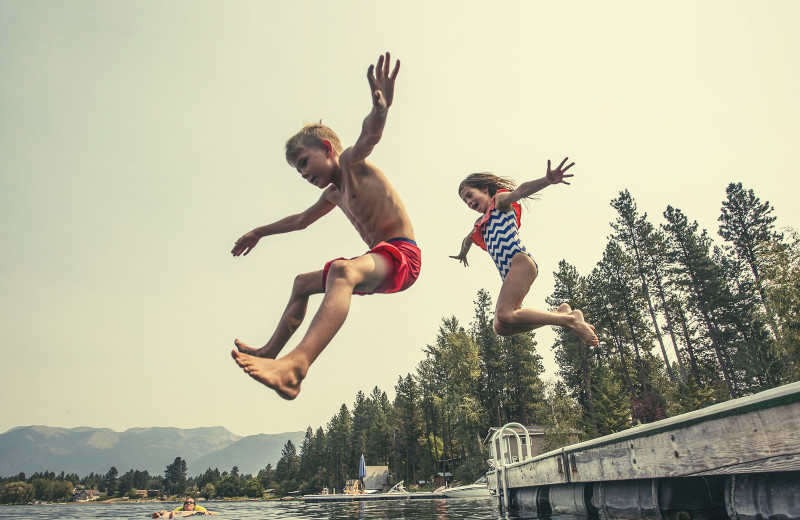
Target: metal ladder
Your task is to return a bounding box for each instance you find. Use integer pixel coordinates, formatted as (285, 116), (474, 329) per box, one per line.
(489, 422), (531, 517)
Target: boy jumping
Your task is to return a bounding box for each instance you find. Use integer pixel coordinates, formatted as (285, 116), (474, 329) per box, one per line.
(230, 53), (420, 400)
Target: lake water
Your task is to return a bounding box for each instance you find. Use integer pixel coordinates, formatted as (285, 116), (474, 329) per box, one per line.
(0, 497), (507, 520)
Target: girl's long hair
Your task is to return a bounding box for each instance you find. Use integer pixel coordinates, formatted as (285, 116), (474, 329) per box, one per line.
(458, 172), (536, 209)
(458, 172), (516, 197)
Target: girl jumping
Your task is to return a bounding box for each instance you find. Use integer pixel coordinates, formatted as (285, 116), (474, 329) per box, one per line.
(450, 158), (599, 346)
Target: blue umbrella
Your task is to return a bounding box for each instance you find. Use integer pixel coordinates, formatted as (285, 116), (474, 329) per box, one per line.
(358, 454), (366, 480)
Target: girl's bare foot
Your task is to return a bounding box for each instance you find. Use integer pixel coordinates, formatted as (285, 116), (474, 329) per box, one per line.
(567, 309), (599, 346)
(556, 303), (572, 314)
(234, 338), (277, 359)
(231, 350), (305, 400)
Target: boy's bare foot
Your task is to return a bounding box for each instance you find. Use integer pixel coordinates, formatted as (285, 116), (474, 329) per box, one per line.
(234, 338), (277, 359)
(231, 350), (305, 400)
(567, 309), (599, 346)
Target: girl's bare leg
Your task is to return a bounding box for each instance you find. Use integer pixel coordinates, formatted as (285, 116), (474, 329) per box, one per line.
(494, 255), (599, 345)
(235, 271), (324, 358)
(232, 252), (393, 399)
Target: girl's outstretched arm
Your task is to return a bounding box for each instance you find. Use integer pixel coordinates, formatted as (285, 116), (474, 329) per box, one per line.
(449, 234), (474, 267)
(495, 157), (574, 210)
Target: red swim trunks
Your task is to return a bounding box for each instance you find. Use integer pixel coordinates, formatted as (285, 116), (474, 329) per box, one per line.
(323, 238), (422, 295)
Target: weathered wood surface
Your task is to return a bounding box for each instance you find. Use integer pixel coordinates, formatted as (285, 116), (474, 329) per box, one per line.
(489, 381), (800, 489)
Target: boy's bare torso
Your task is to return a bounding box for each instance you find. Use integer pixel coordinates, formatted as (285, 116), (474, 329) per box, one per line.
(325, 148), (415, 248)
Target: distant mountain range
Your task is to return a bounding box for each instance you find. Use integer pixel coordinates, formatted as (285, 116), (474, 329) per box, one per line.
(0, 425), (306, 478)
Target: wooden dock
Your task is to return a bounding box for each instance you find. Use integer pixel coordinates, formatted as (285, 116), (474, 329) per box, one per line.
(487, 381), (800, 519)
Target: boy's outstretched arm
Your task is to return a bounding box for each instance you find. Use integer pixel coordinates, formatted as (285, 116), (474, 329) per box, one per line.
(350, 52), (400, 163)
(495, 157), (575, 209)
(231, 191), (336, 256)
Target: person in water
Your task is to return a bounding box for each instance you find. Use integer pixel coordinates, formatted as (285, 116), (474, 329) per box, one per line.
(230, 53), (421, 400)
(152, 497), (217, 517)
(450, 158), (598, 346)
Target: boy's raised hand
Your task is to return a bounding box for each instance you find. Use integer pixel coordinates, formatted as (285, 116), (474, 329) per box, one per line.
(367, 52), (400, 112)
(546, 157), (575, 185)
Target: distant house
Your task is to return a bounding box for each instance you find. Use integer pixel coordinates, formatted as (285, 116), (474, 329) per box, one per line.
(434, 472), (453, 488)
(132, 490), (161, 499)
(485, 425), (548, 463)
(72, 489), (101, 502)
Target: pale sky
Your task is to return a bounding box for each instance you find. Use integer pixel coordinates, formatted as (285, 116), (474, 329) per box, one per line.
(1, 1), (798, 439)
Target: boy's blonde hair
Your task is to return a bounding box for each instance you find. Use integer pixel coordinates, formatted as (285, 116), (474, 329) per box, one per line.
(285, 123), (343, 164)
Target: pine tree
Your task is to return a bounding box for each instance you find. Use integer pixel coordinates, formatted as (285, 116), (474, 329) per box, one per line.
(760, 228), (800, 381)
(103, 466), (119, 496)
(611, 190), (677, 381)
(275, 440), (299, 487)
(536, 381), (582, 451)
(351, 391), (370, 468)
(548, 260), (599, 436)
(718, 182), (783, 335)
(595, 241), (669, 424)
(663, 290), (703, 385)
(421, 317), (483, 475)
(662, 206), (736, 397)
(470, 289), (505, 426)
(366, 387), (393, 466)
(163, 458), (187, 496)
(598, 241), (652, 395)
(717, 248), (781, 392)
(393, 374), (422, 485)
(416, 358), (442, 479)
(325, 405), (352, 491)
(585, 269), (637, 405)
(717, 183), (793, 388)
(589, 365), (632, 435)
(500, 331), (545, 426)
(298, 427), (316, 487)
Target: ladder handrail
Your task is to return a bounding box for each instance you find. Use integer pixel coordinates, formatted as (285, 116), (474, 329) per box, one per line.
(491, 422), (531, 465)
(489, 422), (532, 517)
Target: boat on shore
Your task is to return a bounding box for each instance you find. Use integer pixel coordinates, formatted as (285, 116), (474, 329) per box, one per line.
(440, 473), (491, 498)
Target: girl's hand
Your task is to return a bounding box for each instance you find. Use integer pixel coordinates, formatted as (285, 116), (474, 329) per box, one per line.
(449, 253), (469, 267)
(449, 236), (472, 266)
(546, 157), (575, 185)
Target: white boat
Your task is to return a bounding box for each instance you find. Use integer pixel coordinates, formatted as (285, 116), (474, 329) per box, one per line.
(440, 473), (492, 498)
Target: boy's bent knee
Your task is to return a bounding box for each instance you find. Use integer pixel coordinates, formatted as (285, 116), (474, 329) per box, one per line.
(326, 260), (361, 287)
(292, 272), (324, 296)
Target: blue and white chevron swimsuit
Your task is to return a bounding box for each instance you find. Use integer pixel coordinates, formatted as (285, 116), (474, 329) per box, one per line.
(482, 206), (533, 280)
(468, 190), (536, 281)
